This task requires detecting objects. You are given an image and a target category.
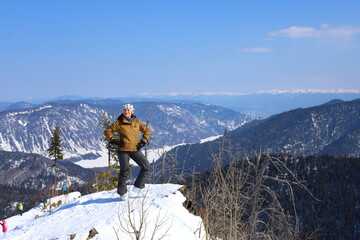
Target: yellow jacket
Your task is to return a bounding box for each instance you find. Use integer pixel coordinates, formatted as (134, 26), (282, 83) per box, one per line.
(104, 114), (151, 152)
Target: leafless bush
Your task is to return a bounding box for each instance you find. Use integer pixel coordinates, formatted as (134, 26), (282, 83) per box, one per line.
(190, 135), (315, 240)
(151, 144), (191, 185)
(113, 188), (172, 240)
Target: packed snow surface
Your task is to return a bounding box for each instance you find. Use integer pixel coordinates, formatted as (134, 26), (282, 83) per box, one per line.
(0, 184), (205, 240)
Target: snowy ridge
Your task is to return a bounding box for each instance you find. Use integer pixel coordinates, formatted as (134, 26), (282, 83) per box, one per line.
(0, 102), (105, 160)
(0, 184), (205, 240)
(0, 101), (253, 162)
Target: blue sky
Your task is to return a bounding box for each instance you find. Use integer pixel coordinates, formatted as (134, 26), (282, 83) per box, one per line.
(1, 0), (360, 101)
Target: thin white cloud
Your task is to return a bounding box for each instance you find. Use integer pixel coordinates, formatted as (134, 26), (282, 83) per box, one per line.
(269, 26), (319, 38)
(268, 24), (360, 40)
(238, 47), (274, 53)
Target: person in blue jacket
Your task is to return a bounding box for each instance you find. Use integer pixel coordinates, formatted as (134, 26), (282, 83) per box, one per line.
(62, 184), (68, 195)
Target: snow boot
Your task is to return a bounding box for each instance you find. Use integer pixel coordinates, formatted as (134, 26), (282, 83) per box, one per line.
(131, 186), (146, 197)
(119, 192), (128, 201)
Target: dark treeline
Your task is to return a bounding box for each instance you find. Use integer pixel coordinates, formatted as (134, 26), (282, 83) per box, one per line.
(183, 154), (360, 240)
(272, 154), (360, 240)
(0, 184), (37, 219)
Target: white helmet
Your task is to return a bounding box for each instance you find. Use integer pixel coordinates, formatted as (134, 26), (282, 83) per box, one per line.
(123, 103), (135, 112)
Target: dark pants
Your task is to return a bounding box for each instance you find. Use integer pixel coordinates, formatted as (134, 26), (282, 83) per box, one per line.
(117, 151), (149, 195)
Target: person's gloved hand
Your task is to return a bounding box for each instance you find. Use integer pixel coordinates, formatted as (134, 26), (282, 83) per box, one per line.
(136, 140), (147, 150)
(110, 139), (124, 147)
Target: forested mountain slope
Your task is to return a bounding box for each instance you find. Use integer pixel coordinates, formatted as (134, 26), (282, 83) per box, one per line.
(152, 98), (360, 176)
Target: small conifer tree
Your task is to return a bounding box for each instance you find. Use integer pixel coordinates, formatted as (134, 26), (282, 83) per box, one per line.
(47, 126), (64, 167)
(98, 112), (119, 168)
(47, 126), (64, 201)
(95, 112), (121, 191)
(94, 170), (118, 191)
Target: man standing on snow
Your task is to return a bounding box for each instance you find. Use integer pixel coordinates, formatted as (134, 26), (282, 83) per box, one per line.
(18, 202), (23, 216)
(42, 198), (48, 209)
(104, 104), (151, 200)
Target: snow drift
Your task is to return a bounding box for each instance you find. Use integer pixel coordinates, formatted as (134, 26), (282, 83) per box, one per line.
(0, 184), (205, 240)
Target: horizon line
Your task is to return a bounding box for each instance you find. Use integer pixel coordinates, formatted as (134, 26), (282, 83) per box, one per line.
(2, 89), (360, 103)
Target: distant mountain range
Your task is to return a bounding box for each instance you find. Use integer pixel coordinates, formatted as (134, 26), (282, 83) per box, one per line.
(152, 98), (360, 176)
(0, 101), (253, 161)
(0, 101), (37, 112)
(2, 92), (360, 116)
(143, 92), (360, 116)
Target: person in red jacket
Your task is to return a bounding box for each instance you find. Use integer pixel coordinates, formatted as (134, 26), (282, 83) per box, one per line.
(0, 219), (8, 233)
